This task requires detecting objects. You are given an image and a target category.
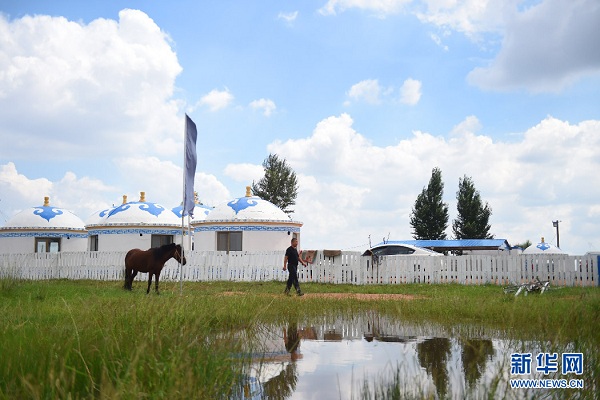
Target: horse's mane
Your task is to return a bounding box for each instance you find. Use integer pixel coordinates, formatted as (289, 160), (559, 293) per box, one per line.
(152, 243), (177, 259)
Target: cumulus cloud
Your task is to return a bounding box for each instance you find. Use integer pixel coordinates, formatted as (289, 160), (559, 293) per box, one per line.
(467, 0), (600, 92)
(115, 157), (231, 207)
(345, 79), (383, 105)
(0, 9), (182, 160)
(0, 155), (232, 223)
(224, 163), (265, 184)
(345, 78), (420, 106)
(399, 78), (422, 105)
(197, 88), (235, 112)
(267, 113), (600, 254)
(0, 162), (114, 221)
(249, 98), (277, 116)
(414, 0), (514, 37)
(320, 0), (600, 92)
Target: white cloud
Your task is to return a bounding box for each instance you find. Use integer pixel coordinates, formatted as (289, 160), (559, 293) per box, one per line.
(467, 0), (600, 92)
(320, 0), (600, 92)
(0, 162), (52, 214)
(0, 10), (182, 160)
(415, 0), (515, 37)
(197, 88), (235, 112)
(249, 98), (277, 116)
(0, 162), (114, 222)
(346, 78), (420, 106)
(267, 113), (600, 254)
(115, 156), (231, 207)
(277, 11), (299, 23)
(345, 79), (383, 105)
(429, 32), (449, 51)
(224, 163), (265, 183)
(399, 78), (422, 105)
(319, 0), (411, 17)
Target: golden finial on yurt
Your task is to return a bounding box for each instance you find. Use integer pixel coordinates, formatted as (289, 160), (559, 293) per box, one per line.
(140, 191), (146, 202)
(44, 196), (50, 206)
(122, 195), (128, 204)
(541, 237), (545, 243)
(245, 186), (252, 197)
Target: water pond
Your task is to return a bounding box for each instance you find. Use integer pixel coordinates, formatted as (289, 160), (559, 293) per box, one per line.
(232, 312), (586, 400)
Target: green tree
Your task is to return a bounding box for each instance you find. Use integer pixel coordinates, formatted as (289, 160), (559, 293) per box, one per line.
(410, 167), (449, 240)
(514, 240), (532, 250)
(452, 175), (493, 239)
(252, 154), (299, 215)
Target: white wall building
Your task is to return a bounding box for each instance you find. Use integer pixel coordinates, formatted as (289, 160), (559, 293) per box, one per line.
(0, 197), (87, 254)
(192, 187), (302, 252)
(85, 192), (185, 252)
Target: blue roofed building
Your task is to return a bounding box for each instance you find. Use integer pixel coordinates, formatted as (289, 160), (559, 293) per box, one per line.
(375, 239), (515, 255)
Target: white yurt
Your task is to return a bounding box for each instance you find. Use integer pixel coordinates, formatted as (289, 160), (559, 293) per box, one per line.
(192, 186), (302, 252)
(522, 237), (566, 255)
(85, 192), (185, 252)
(0, 197), (87, 254)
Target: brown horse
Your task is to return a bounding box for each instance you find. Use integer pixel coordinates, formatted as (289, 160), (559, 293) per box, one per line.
(124, 243), (186, 294)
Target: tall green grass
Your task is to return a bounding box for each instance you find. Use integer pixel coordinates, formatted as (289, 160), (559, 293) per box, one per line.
(1, 279), (598, 399)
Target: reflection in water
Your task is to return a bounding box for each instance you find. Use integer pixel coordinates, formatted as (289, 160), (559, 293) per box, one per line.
(261, 322), (301, 399)
(461, 338), (495, 391)
(417, 337), (452, 399)
(232, 313), (575, 400)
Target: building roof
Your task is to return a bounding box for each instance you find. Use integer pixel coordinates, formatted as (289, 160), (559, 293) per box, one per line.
(85, 192), (181, 228)
(197, 186), (302, 225)
(380, 239), (511, 251)
(1, 197), (85, 231)
(522, 238), (565, 255)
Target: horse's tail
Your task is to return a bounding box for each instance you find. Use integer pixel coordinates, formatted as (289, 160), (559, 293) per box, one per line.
(124, 250), (135, 290)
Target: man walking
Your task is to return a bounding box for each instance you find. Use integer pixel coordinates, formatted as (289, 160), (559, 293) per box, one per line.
(283, 237), (307, 296)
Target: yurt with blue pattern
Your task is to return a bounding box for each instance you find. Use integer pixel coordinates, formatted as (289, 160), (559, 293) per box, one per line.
(85, 192), (184, 252)
(192, 186), (302, 251)
(0, 197), (87, 254)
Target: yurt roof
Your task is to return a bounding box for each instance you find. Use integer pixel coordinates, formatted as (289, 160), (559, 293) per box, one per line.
(2, 197), (85, 231)
(522, 237), (566, 255)
(202, 187), (300, 224)
(86, 192), (181, 227)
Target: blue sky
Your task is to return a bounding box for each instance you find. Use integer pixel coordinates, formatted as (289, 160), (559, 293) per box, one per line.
(1, 0), (599, 254)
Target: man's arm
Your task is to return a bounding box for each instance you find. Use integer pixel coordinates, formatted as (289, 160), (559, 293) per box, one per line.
(283, 255), (288, 271)
(298, 251), (307, 267)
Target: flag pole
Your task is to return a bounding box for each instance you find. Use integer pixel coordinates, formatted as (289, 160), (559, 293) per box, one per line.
(180, 117), (186, 295)
(181, 114), (198, 295)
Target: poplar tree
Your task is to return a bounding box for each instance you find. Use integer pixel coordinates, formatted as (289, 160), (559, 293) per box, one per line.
(410, 167), (449, 240)
(452, 175), (493, 239)
(252, 153), (298, 215)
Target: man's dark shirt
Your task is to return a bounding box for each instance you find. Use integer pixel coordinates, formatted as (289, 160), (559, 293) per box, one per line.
(285, 246), (300, 267)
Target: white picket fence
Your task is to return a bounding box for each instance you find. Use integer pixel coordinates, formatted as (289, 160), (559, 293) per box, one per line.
(0, 251), (598, 287)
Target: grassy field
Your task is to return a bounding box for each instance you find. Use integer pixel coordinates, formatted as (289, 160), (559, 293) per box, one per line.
(1, 278), (598, 399)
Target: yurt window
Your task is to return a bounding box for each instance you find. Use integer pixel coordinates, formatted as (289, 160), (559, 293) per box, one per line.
(217, 231), (242, 252)
(151, 234), (174, 248)
(35, 238), (60, 253)
(89, 235), (99, 251)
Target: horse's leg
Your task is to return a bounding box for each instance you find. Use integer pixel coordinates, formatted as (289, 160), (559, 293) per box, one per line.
(146, 273), (153, 294)
(124, 267), (130, 290)
(155, 272), (160, 294)
(129, 270), (138, 290)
